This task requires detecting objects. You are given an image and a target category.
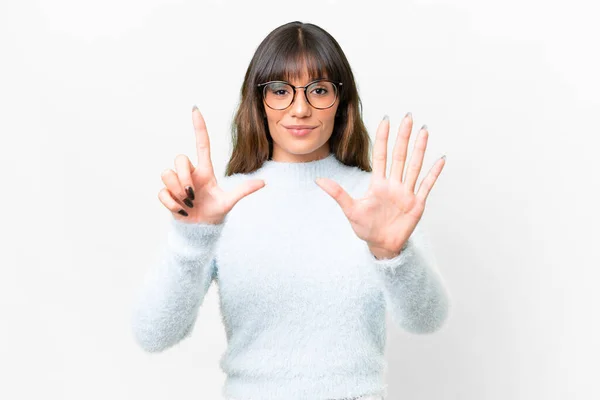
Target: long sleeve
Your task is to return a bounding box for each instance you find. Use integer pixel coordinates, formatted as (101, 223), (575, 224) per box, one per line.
(130, 215), (225, 352)
(365, 222), (452, 334)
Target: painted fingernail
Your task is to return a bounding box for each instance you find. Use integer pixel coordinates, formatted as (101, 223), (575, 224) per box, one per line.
(405, 112), (412, 119)
(185, 186), (195, 201)
(178, 209), (189, 217)
(441, 154), (446, 160)
(421, 124), (428, 131)
(382, 114), (389, 121)
(184, 198), (194, 208)
(192, 104), (198, 112)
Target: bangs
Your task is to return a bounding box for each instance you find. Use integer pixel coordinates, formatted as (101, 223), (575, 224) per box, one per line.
(261, 43), (336, 84)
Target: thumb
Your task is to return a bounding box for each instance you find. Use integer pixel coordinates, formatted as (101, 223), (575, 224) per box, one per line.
(225, 179), (266, 210)
(315, 178), (354, 217)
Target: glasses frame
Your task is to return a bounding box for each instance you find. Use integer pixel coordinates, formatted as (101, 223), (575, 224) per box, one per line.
(257, 78), (343, 110)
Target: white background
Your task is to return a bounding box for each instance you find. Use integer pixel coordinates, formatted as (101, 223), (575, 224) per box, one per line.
(1, 0), (599, 399)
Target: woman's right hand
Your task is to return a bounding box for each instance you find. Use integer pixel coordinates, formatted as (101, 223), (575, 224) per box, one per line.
(158, 106), (266, 225)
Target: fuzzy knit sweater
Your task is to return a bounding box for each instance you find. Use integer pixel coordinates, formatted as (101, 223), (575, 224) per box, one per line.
(130, 152), (452, 400)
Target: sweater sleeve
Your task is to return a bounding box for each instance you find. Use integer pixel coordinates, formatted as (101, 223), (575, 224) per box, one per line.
(130, 215), (225, 352)
(364, 221), (452, 334)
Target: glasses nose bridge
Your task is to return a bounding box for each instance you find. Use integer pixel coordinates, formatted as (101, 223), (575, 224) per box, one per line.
(290, 83), (310, 107)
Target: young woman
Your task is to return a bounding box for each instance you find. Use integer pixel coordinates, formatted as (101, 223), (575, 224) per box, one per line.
(131, 21), (451, 400)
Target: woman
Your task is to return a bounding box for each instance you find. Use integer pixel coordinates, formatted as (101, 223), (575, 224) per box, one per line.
(131, 21), (451, 400)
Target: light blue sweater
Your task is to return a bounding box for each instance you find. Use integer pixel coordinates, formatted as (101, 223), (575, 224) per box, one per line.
(131, 153), (451, 400)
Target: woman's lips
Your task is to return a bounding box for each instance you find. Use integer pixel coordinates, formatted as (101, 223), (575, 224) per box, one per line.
(285, 127), (315, 137)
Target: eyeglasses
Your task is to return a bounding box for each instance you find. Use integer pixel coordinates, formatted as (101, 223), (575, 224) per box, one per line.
(257, 79), (343, 110)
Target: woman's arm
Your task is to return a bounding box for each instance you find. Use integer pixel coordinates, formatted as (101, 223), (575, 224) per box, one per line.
(365, 221), (452, 334)
(130, 216), (224, 352)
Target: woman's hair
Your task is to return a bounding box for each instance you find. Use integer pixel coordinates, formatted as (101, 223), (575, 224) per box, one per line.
(225, 21), (373, 176)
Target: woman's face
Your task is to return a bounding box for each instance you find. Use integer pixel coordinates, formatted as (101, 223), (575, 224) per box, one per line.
(263, 70), (339, 163)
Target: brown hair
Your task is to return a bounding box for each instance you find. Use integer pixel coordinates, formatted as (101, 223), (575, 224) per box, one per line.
(225, 21), (372, 176)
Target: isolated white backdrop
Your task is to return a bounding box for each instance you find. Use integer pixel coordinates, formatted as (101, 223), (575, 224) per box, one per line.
(1, 0), (598, 399)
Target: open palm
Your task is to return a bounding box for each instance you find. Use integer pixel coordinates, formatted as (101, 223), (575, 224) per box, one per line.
(315, 113), (446, 259)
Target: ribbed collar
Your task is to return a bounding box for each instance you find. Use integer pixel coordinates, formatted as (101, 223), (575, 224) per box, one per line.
(254, 153), (346, 190)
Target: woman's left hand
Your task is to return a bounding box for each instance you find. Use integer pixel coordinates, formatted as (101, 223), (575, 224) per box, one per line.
(315, 113), (446, 260)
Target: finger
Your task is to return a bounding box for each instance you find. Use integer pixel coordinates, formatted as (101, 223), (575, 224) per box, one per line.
(192, 105), (216, 179)
(161, 168), (192, 208)
(371, 116), (390, 182)
(404, 125), (429, 193)
(174, 154), (195, 203)
(223, 180), (266, 211)
(416, 155), (446, 205)
(158, 188), (189, 217)
(389, 112), (413, 182)
(315, 178), (355, 219)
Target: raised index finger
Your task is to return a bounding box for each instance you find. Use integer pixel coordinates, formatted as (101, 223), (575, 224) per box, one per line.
(192, 105), (215, 178)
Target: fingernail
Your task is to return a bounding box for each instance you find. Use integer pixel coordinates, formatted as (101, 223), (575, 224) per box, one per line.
(382, 114), (389, 121)
(192, 104), (198, 112)
(421, 124), (428, 131)
(184, 198), (194, 208)
(185, 186), (195, 201)
(178, 209), (189, 217)
(405, 112), (412, 119)
(441, 154), (446, 160)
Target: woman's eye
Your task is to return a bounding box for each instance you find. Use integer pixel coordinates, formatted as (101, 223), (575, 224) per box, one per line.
(311, 87), (328, 96)
(269, 87), (290, 96)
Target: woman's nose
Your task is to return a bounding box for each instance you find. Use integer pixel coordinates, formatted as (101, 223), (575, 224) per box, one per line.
(289, 90), (311, 116)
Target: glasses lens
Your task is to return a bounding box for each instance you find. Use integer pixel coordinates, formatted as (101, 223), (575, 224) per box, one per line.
(263, 82), (294, 110)
(263, 80), (338, 109)
(306, 80), (337, 109)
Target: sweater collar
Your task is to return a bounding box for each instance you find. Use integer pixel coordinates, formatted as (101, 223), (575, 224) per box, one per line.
(255, 153), (345, 190)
